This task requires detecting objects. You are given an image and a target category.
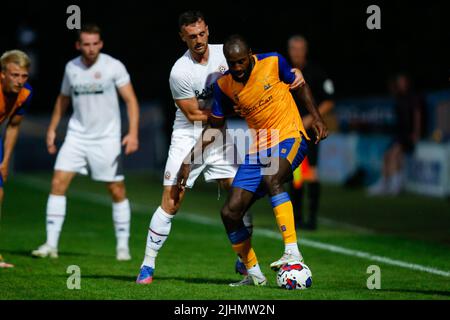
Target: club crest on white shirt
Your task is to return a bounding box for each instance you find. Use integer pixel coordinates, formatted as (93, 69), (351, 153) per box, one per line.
(218, 65), (227, 74)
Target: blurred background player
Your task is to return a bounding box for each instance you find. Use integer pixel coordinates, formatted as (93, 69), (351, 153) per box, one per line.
(31, 24), (140, 261)
(287, 35), (335, 230)
(179, 35), (328, 286)
(0, 50), (32, 268)
(368, 73), (426, 196)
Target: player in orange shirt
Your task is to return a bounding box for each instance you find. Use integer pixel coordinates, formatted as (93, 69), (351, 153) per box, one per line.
(178, 35), (327, 285)
(0, 50), (32, 268)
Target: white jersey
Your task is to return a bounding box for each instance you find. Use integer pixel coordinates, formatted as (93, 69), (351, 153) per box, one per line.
(60, 53), (130, 140)
(169, 44), (228, 133)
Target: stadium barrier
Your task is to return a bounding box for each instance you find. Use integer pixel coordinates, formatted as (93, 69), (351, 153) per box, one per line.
(318, 134), (450, 197)
(405, 142), (450, 197)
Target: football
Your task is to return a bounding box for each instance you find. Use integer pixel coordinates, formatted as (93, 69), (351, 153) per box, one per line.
(276, 262), (313, 290)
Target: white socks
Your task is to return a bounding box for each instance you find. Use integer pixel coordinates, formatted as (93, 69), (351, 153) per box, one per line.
(388, 173), (404, 194)
(46, 194), (66, 248)
(142, 206), (174, 268)
(45, 195), (131, 251)
(248, 263), (265, 279)
(285, 242), (301, 258)
(113, 199), (131, 250)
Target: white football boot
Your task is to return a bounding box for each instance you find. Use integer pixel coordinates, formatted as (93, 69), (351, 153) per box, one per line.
(31, 243), (58, 258)
(116, 247), (131, 261)
(229, 272), (267, 287)
(270, 249), (303, 271)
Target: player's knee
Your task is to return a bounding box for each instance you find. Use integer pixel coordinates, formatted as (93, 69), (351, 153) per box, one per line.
(160, 186), (184, 215)
(108, 182), (126, 202)
(161, 198), (179, 215)
(51, 176), (68, 195)
(220, 205), (235, 222)
(221, 201), (242, 223)
(263, 176), (284, 196)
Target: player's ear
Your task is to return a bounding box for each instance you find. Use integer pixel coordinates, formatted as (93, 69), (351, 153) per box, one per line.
(206, 25), (209, 37)
(99, 40), (104, 50)
(75, 41), (81, 51)
(179, 31), (186, 43)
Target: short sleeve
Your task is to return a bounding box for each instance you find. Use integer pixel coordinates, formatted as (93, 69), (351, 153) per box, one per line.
(169, 69), (195, 100)
(113, 60), (131, 88)
(14, 84), (32, 116)
(277, 53), (296, 84)
(322, 78), (335, 99)
(212, 82), (234, 118)
(315, 67), (335, 102)
(60, 68), (71, 96)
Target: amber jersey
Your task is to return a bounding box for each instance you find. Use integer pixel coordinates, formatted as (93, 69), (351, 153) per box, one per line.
(0, 82), (32, 124)
(212, 53), (308, 153)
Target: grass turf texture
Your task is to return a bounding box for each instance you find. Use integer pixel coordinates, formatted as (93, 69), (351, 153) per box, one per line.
(0, 172), (449, 300)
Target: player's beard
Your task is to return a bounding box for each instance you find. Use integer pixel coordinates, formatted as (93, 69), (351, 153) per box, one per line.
(83, 52), (100, 66)
(232, 68), (251, 83)
(193, 43), (207, 56)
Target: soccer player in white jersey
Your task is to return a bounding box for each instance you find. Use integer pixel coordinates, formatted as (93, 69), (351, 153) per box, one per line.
(32, 24), (140, 261)
(136, 11), (304, 284)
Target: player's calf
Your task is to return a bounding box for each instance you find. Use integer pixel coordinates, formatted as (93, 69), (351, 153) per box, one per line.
(268, 192), (304, 271)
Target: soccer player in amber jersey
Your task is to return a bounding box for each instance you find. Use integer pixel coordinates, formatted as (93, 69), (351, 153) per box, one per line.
(178, 35), (328, 285)
(0, 50), (33, 268)
(136, 11), (305, 285)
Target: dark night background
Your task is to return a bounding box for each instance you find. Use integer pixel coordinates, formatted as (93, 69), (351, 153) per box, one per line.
(1, 0), (449, 117)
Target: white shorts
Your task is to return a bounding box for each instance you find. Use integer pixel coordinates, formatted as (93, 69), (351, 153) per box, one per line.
(163, 129), (238, 188)
(54, 136), (124, 182)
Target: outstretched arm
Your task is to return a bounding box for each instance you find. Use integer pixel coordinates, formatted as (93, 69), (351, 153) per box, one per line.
(294, 83), (329, 144)
(176, 81), (229, 190)
(175, 98), (211, 123)
(176, 117), (225, 191)
(301, 100), (335, 130)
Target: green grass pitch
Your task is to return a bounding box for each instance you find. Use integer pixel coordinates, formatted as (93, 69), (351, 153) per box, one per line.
(0, 172), (449, 300)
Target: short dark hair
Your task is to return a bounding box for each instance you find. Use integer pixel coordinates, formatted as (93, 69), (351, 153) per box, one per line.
(178, 10), (205, 30)
(78, 23), (102, 41)
(224, 34), (250, 53)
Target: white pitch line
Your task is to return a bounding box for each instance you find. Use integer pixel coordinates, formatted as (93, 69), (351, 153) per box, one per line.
(256, 230), (450, 278)
(15, 175), (450, 278)
(318, 217), (377, 234)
